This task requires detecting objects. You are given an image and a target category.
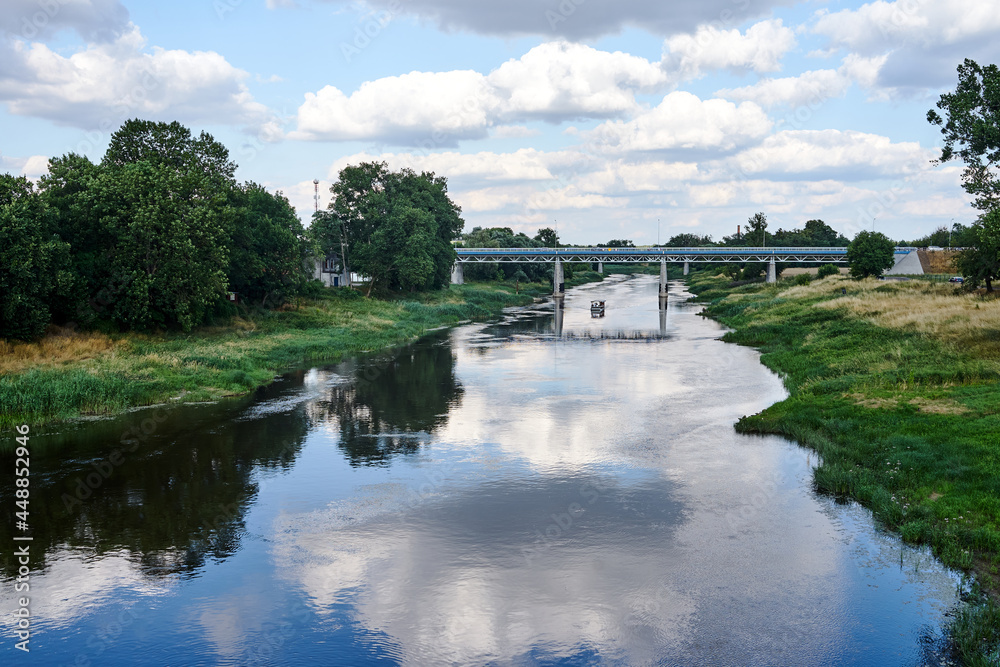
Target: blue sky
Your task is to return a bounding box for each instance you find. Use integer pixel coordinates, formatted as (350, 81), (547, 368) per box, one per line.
(1, 0), (996, 244)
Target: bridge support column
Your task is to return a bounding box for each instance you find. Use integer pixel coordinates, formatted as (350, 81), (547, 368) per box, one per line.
(659, 259), (668, 297)
(553, 257), (564, 302)
(766, 258), (776, 284)
(451, 262), (464, 285)
(597, 261), (603, 274)
(683, 261), (689, 276)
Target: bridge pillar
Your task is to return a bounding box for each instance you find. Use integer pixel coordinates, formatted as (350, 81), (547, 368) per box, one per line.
(766, 258), (776, 284)
(683, 261), (689, 276)
(451, 262), (464, 285)
(553, 257), (564, 301)
(553, 301), (564, 337)
(597, 261), (603, 274)
(659, 259), (668, 297)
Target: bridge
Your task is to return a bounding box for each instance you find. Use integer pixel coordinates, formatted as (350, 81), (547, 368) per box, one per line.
(452, 246), (923, 302)
(452, 246), (858, 301)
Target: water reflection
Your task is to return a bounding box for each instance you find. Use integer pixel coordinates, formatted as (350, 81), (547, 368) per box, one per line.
(0, 397), (309, 580)
(310, 332), (463, 466)
(0, 276), (968, 666)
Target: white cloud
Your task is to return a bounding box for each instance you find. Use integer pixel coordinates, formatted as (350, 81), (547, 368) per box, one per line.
(811, 0), (1000, 96)
(490, 42), (668, 119)
(291, 42), (667, 144)
(715, 69), (850, 109)
(583, 92), (773, 154)
(0, 152), (49, 178)
(291, 70), (500, 144)
(491, 125), (540, 139)
(0, 26), (274, 131)
(730, 129), (931, 179)
(662, 19), (797, 81)
(326, 149), (561, 183)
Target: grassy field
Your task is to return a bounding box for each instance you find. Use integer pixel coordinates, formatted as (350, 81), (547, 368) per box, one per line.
(687, 270), (1000, 663)
(0, 272), (602, 427)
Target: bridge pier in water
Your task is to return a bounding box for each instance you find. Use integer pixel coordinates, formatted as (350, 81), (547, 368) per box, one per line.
(597, 261), (603, 274)
(659, 259), (669, 298)
(553, 257), (565, 302)
(766, 258), (776, 284)
(683, 261), (689, 276)
(450, 262), (464, 285)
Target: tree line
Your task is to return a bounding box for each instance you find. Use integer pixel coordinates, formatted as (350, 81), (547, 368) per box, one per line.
(0, 121), (466, 340)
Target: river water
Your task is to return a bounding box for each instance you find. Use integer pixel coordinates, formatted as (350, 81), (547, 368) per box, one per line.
(1, 275), (966, 666)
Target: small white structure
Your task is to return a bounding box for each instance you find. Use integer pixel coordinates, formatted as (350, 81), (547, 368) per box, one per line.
(312, 255), (352, 287)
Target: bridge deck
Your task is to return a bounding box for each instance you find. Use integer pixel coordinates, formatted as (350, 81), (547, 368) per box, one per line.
(454, 247), (864, 263)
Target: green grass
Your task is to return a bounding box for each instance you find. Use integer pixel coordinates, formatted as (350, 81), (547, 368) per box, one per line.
(0, 274), (602, 427)
(685, 270), (1000, 663)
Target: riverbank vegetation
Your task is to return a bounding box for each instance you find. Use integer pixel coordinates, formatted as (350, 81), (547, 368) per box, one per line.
(0, 273), (603, 428)
(687, 270), (1000, 662)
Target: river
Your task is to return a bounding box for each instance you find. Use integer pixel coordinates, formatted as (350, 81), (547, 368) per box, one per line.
(1, 275), (966, 665)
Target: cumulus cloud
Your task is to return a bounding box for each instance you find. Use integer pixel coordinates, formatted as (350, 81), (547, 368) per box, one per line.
(0, 152), (50, 178)
(0, 26), (275, 132)
(0, 0), (130, 43)
(715, 69), (850, 109)
(811, 0), (1000, 95)
(582, 92), (773, 154)
(308, 0), (797, 39)
(291, 42), (668, 143)
(326, 149), (561, 183)
(291, 70), (498, 144)
(729, 129), (931, 180)
(662, 19), (797, 81)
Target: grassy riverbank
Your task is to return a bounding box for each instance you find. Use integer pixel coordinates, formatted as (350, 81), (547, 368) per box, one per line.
(0, 272), (602, 427)
(687, 271), (1000, 663)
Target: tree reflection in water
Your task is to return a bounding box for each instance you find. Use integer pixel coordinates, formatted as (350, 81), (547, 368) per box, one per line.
(314, 332), (464, 466)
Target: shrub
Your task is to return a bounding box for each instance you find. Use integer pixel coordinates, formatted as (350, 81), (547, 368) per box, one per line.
(817, 264), (840, 279)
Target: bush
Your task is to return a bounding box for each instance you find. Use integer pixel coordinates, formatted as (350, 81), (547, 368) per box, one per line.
(795, 273), (812, 285)
(817, 264), (840, 279)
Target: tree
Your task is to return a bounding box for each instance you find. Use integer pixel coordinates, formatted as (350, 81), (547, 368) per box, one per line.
(928, 59), (1000, 213)
(0, 174), (74, 340)
(955, 210), (1000, 291)
(329, 162), (463, 295)
(94, 160), (230, 330)
(103, 118), (237, 187)
(534, 227), (559, 248)
(846, 230), (896, 278)
(746, 212), (768, 246)
(666, 233), (713, 247)
(604, 239), (634, 247)
(226, 183), (310, 305)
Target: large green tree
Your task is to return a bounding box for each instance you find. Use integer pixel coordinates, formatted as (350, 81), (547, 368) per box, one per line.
(846, 230), (896, 279)
(928, 59), (1000, 213)
(955, 210), (1000, 291)
(227, 183), (310, 305)
(42, 120), (235, 331)
(328, 161), (463, 295)
(0, 175), (74, 340)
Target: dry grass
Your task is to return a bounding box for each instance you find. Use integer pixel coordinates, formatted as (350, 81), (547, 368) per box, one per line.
(0, 326), (126, 374)
(908, 396), (969, 415)
(786, 276), (1000, 358)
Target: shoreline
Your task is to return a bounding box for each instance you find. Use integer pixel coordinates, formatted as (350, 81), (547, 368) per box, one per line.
(685, 269), (1000, 661)
(0, 272), (603, 430)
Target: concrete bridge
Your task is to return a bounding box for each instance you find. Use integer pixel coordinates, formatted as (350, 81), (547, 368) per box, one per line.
(451, 246), (921, 301)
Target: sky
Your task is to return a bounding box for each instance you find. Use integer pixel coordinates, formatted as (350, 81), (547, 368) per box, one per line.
(0, 0), (996, 245)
